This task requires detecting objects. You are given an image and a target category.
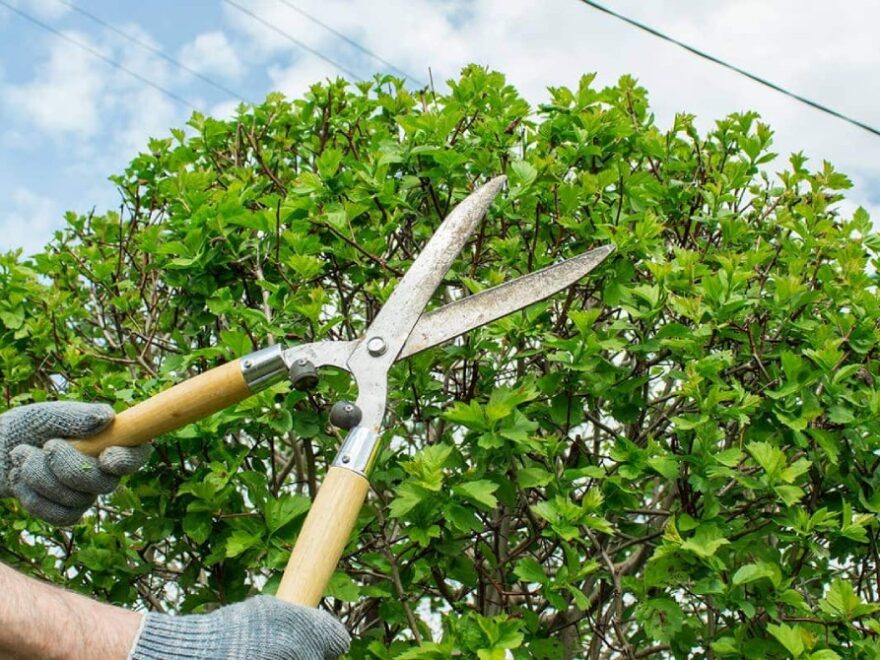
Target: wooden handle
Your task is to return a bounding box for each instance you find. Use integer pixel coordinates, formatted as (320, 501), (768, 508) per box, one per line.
(276, 466), (370, 606)
(70, 359), (252, 456)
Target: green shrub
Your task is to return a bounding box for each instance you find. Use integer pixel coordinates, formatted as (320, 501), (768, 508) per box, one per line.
(2, 65), (879, 658)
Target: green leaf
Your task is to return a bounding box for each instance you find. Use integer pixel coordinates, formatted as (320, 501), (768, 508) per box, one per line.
(264, 495), (310, 533)
(454, 480), (499, 510)
(443, 401), (488, 431)
(827, 405), (854, 424)
(774, 485), (805, 506)
(583, 515), (615, 535)
(807, 429), (840, 464)
(663, 516), (684, 544)
(476, 614), (524, 650)
(389, 482), (431, 518)
(485, 385), (537, 423)
(182, 511), (213, 545)
(714, 447), (743, 467)
(647, 455), (679, 479)
(403, 443), (454, 491)
(819, 578), (880, 620)
(635, 597), (684, 644)
(732, 561), (782, 589)
(287, 254), (324, 279)
(711, 638), (739, 655)
(680, 526), (730, 559)
(509, 160), (537, 188)
(317, 148), (343, 178)
(767, 622), (805, 658)
(779, 458), (811, 483)
(266, 408), (293, 434)
(808, 651), (840, 660)
(747, 441), (787, 479)
(839, 501), (874, 543)
(443, 502), (482, 532)
(517, 467), (553, 489)
(292, 171), (323, 194)
(326, 571), (360, 602)
(225, 530), (261, 558)
(514, 557), (548, 585)
(0, 309), (24, 329)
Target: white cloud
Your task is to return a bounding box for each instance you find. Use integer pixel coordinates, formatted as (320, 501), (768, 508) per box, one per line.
(222, 0), (318, 59)
(267, 56), (340, 99)
(0, 17), (197, 255)
(103, 23), (185, 157)
(179, 31), (246, 81)
(114, 86), (179, 157)
(211, 98), (244, 120)
(20, 0), (71, 20)
(3, 20), (194, 181)
(1, 129), (33, 151)
(3, 30), (107, 136)
(0, 187), (62, 255)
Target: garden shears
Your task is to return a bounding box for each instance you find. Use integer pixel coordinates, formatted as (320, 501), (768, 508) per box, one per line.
(69, 175), (614, 606)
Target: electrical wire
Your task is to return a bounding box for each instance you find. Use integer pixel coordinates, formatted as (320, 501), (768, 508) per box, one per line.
(575, 0), (880, 139)
(54, 0), (249, 104)
(222, 0), (362, 81)
(0, 0), (200, 111)
(274, 0), (425, 85)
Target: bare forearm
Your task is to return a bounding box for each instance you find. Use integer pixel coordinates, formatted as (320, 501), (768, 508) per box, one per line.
(0, 562), (142, 660)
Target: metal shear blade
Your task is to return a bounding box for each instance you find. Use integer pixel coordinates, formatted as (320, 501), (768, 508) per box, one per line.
(281, 176), (613, 474)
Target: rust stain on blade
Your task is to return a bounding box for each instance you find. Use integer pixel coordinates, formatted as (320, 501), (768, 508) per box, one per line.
(399, 244), (614, 359)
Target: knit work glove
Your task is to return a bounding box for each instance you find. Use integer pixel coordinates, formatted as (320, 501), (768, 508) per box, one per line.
(130, 596), (350, 660)
(0, 402), (151, 525)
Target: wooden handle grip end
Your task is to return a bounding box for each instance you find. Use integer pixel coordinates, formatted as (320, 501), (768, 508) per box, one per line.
(70, 359), (251, 456)
(276, 466), (370, 607)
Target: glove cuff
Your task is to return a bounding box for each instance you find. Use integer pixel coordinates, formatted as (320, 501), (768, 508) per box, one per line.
(127, 596), (349, 660)
(129, 610), (224, 659)
(0, 415), (13, 497)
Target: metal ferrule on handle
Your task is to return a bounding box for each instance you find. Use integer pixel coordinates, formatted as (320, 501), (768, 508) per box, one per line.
(331, 426), (381, 476)
(240, 344), (289, 392)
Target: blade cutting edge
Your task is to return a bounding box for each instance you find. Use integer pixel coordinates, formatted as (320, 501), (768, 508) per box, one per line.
(399, 243), (614, 359)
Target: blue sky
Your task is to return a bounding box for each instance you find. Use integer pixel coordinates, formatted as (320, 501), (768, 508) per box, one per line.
(2, 0), (879, 255)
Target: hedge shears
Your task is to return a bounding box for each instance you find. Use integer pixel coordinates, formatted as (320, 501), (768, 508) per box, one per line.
(69, 175), (614, 606)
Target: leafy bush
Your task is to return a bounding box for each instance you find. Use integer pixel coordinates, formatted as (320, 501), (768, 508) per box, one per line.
(2, 66), (880, 658)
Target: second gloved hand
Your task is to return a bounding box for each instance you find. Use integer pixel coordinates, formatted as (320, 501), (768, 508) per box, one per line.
(0, 402), (151, 525)
(131, 596), (350, 660)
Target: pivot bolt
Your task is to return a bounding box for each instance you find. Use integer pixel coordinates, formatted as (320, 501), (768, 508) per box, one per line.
(289, 358), (318, 391)
(366, 336), (387, 357)
(329, 400), (362, 430)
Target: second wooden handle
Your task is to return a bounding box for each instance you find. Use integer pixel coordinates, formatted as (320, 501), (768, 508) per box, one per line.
(276, 466), (370, 607)
(70, 359), (252, 456)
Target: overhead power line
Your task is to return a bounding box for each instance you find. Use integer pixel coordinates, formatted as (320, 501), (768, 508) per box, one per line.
(222, 0), (361, 81)
(274, 0), (426, 86)
(0, 0), (199, 111)
(575, 0), (880, 139)
(55, 0), (249, 104)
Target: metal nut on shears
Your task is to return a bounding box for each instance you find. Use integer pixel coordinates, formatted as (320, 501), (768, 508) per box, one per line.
(329, 400), (362, 430)
(289, 358), (318, 391)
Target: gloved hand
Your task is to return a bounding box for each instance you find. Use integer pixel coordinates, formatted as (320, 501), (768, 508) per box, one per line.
(0, 402), (151, 525)
(131, 595), (350, 660)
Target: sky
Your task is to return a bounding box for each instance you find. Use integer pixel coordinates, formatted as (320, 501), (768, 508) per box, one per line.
(1, 0), (879, 255)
